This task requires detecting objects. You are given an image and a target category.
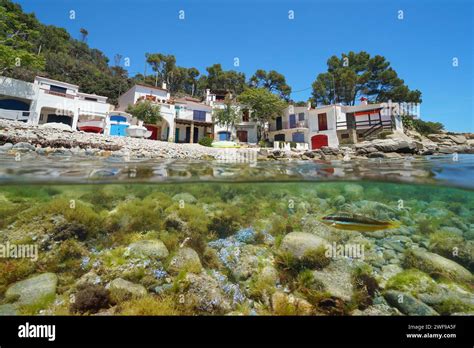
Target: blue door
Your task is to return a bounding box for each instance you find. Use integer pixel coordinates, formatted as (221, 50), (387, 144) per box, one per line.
(110, 124), (128, 136)
(175, 128), (180, 143)
(218, 131), (230, 141)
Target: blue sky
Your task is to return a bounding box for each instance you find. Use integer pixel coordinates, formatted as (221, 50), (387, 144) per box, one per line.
(16, 0), (473, 132)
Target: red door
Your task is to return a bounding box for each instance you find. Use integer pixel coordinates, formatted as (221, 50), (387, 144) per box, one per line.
(237, 130), (248, 142)
(145, 125), (160, 140)
(311, 134), (328, 149)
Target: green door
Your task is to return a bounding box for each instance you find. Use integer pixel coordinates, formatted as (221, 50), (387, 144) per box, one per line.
(174, 128), (180, 143)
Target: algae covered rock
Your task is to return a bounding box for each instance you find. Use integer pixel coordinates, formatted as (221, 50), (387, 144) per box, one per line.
(168, 247), (202, 274)
(172, 193), (197, 204)
(5, 272), (57, 306)
(312, 259), (354, 302)
(279, 232), (328, 260)
(271, 291), (314, 315)
(127, 239), (169, 259)
(404, 249), (472, 283)
(384, 290), (439, 316)
(107, 278), (147, 303)
(180, 272), (231, 314)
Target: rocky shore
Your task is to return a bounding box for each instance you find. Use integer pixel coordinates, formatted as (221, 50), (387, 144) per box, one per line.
(1, 119), (473, 161)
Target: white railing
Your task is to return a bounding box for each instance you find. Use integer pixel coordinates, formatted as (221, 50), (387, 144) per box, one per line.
(0, 109), (33, 122)
(273, 141), (309, 151)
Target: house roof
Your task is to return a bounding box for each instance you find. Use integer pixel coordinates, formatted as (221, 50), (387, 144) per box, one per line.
(342, 103), (384, 113)
(35, 76), (79, 89)
(134, 83), (168, 92)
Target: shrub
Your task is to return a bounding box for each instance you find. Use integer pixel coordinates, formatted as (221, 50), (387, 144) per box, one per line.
(198, 136), (213, 147)
(402, 115), (444, 135)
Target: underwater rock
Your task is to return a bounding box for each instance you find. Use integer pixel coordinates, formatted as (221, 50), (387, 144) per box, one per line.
(312, 259), (354, 302)
(259, 265), (279, 285)
(280, 232), (328, 260)
(384, 290), (439, 316)
(385, 269), (438, 295)
(5, 273), (57, 306)
(172, 193), (197, 204)
(168, 247), (202, 274)
(164, 212), (189, 233)
(405, 249), (473, 283)
(127, 240), (169, 260)
(301, 218), (336, 241)
(75, 271), (102, 287)
(271, 291), (314, 315)
(107, 278), (147, 303)
(377, 264), (404, 289)
(233, 245), (270, 280)
(0, 303), (19, 315)
(181, 272), (231, 314)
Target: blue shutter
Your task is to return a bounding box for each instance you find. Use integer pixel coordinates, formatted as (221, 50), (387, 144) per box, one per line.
(292, 132), (304, 143)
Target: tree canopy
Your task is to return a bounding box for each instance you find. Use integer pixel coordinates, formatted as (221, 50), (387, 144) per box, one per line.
(126, 100), (162, 125)
(249, 69), (292, 101)
(238, 87), (287, 140)
(311, 51), (422, 106)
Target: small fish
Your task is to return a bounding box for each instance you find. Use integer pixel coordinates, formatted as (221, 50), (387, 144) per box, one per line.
(321, 213), (399, 232)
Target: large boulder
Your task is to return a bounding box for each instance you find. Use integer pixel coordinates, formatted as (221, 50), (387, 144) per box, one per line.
(168, 247), (202, 274)
(127, 239), (169, 259)
(384, 290), (439, 315)
(5, 273), (57, 306)
(279, 232), (328, 260)
(405, 249), (472, 283)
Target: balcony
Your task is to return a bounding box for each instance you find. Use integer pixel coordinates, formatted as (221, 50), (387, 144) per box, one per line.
(269, 119), (308, 132)
(44, 89), (75, 99)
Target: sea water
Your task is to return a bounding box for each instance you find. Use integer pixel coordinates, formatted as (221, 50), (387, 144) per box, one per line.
(0, 155), (473, 316)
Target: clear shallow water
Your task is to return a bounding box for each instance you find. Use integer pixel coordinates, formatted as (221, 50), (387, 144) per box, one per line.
(0, 153), (473, 189)
(0, 181), (472, 316)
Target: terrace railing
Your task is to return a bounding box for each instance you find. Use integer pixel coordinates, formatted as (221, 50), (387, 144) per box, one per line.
(269, 119), (308, 131)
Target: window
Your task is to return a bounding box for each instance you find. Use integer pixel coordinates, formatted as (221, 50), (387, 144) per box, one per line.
(193, 110), (206, 121)
(242, 109), (250, 122)
(49, 85), (67, 95)
(85, 97), (98, 102)
(298, 112), (305, 121)
(292, 132), (305, 143)
(318, 113), (328, 131)
(341, 133), (349, 139)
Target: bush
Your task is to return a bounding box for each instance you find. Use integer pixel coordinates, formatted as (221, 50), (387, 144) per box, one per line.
(198, 136), (213, 147)
(402, 115), (444, 135)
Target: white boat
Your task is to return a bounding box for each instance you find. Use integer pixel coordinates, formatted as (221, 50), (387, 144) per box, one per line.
(77, 118), (106, 133)
(126, 122), (152, 138)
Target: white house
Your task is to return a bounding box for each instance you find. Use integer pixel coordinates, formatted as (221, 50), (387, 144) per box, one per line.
(174, 96), (213, 143)
(117, 83), (175, 141)
(268, 98), (406, 150)
(206, 90), (258, 144)
(0, 76), (37, 122)
(29, 77), (111, 131)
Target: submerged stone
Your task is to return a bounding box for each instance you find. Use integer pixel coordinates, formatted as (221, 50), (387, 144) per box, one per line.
(5, 273), (57, 306)
(127, 240), (169, 259)
(107, 278), (147, 303)
(168, 247), (202, 274)
(172, 193), (197, 204)
(384, 290), (439, 316)
(279, 232), (328, 260)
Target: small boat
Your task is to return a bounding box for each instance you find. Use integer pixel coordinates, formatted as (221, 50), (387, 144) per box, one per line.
(321, 213), (399, 232)
(126, 122), (152, 138)
(77, 117), (106, 133)
(211, 140), (240, 148)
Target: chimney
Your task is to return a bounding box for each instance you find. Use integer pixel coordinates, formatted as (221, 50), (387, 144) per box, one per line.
(307, 101), (312, 110)
(360, 97), (368, 105)
(162, 82), (167, 90)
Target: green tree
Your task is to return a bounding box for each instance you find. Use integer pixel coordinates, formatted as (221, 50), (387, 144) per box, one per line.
(126, 100), (162, 125)
(311, 51), (422, 106)
(199, 64), (246, 95)
(249, 69), (292, 100)
(213, 94), (241, 137)
(238, 87), (287, 141)
(145, 53), (176, 87)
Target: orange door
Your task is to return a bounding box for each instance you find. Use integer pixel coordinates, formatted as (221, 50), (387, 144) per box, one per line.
(311, 134), (328, 149)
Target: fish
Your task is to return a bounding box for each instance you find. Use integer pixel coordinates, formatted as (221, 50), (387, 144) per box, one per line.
(321, 213), (400, 232)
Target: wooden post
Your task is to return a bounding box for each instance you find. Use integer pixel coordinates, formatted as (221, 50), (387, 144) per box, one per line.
(190, 121), (194, 143)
